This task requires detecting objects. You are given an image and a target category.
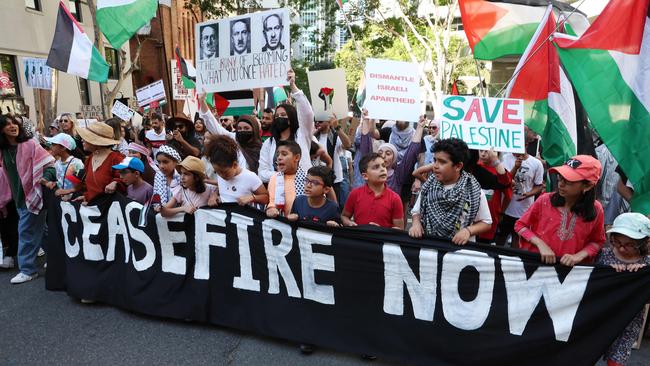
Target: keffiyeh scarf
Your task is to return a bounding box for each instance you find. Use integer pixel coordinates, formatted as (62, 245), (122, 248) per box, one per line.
(274, 168), (307, 210)
(419, 171), (482, 239)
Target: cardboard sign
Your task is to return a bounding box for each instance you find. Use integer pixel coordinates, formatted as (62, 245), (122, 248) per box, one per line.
(136, 80), (166, 107)
(111, 100), (135, 121)
(308, 68), (349, 121)
(439, 95), (525, 153)
(171, 60), (192, 100)
(23, 57), (53, 90)
(77, 119), (99, 127)
(364, 58), (421, 122)
(79, 105), (103, 119)
(195, 8), (290, 93)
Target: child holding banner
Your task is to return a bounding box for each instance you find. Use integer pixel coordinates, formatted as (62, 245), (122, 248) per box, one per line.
(266, 140), (306, 218)
(515, 155), (606, 266)
(161, 156), (216, 216)
(152, 145), (182, 211)
(598, 212), (650, 366)
(408, 138), (492, 244)
(204, 135), (268, 206)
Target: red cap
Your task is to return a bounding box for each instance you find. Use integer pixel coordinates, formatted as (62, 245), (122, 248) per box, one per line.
(549, 155), (602, 183)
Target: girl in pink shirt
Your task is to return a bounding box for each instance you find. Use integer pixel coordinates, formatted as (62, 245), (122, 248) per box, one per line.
(515, 155), (606, 266)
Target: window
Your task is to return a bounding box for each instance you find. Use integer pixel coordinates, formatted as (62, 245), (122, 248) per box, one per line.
(77, 78), (90, 105)
(0, 54), (21, 96)
(25, 0), (41, 11)
(105, 48), (120, 80)
(68, 0), (82, 22)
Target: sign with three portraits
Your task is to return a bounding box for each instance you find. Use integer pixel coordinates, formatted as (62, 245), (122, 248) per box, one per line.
(195, 8), (290, 93)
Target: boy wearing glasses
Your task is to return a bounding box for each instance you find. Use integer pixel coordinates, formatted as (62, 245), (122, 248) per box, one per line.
(287, 166), (340, 227)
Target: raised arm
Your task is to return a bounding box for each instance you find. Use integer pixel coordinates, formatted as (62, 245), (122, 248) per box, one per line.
(198, 91), (236, 140)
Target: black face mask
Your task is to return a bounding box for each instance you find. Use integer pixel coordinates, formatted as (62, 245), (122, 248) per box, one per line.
(273, 117), (290, 132)
(236, 130), (254, 144)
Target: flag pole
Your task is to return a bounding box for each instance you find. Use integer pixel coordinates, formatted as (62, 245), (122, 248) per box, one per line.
(474, 60), (486, 97)
(339, 4), (364, 69)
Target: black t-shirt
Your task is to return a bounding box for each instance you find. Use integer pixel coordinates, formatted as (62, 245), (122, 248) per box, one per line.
(290, 195), (340, 224)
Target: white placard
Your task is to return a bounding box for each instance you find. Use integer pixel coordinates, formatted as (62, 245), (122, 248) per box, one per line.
(439, 95), (526, 154)
(195, 8), (291, 93)
(308, 68), (349, 121)
(136, 79), (166, 107)
(171, 60), (192, 100)
(23, 57), (52, 90)
(111, 100), (135, 121)
(363, 58), (421, 122)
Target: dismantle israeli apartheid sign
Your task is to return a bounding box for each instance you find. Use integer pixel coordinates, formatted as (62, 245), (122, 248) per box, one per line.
(45, 193), (650, 366)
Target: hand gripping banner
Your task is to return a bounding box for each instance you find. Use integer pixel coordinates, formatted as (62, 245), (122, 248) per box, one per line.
(45, 193), (650, 366)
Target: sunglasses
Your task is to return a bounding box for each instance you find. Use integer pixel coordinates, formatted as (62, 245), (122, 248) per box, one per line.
(174, 124), (185, 130)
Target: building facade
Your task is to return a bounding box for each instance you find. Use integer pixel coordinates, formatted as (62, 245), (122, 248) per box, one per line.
(0, 0), (135, 128)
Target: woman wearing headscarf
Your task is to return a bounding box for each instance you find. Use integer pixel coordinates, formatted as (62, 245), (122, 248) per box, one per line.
(0, 114), (56, 284)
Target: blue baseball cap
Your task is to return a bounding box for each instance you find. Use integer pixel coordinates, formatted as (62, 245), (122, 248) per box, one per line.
(112, 157), (145, 173)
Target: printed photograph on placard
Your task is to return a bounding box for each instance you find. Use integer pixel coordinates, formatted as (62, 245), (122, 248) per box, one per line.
(230, 18), (251, 56)
(199, 23), (219, 60)
(195, 8), (290, 93)
(261, 13), (285, 52)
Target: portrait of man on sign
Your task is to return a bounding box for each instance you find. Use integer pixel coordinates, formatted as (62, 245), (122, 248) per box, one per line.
(262, 13), (284, 52)
(230, 18), (251, 56)
(199, 24), (219, 60)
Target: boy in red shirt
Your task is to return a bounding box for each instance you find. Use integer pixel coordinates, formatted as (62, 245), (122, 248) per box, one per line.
(342, 153), (404, 229)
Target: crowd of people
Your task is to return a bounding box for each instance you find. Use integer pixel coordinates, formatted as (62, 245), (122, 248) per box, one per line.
(1, 70), (649, 365)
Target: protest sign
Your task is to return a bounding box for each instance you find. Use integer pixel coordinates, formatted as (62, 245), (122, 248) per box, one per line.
(439, 95), (525, 153)
(307, 69), (348, 121)
(79, 105), (103, 119)
(111, 100), (135, 121)
(171, 60), (192, 100)
(46, 193), (650, 366)
(136, 79), (166, 107)
(23, 57), (53, 90)
(195, 8), (290, 93)
(364, 58), (421, 122)
(77, 119), (99, 127)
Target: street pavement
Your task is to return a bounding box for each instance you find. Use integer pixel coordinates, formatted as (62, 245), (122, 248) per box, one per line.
(1, 259), (649, 365)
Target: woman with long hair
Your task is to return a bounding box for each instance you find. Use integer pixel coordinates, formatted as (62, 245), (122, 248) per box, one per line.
(58, 112), (85, 158)
(0, 114), (56, 284)
(515, 155), (606, 266)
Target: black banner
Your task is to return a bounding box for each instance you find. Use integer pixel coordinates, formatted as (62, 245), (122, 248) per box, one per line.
(46, 193), (650, 366)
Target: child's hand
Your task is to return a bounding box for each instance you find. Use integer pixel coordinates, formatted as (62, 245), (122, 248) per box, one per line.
(54, 188), (66, 197)
(344, 220), (357, 227)
(535, 240), (556, 264)
(183, 205), (197, 214)
(208, 193), (220, 207)
(610, 263), (628, 272)
(326, 220), (340, 227)
(266, 207), (280, 218)
(560, 252), (587, 267)
(287, 213), (299, 221)
(45, 181), (57, 190)
(153, 205), (161, 213)
(105, 181), (118, 194)
(409, 220), (424, 239)
(452, 227), (471, 245)
(237, 194), (254, 206)
(72, 196), (84, 202)
(627, 263), (646, 272)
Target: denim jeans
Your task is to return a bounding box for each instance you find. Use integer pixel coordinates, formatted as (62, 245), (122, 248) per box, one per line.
(16, 207), (46, 275)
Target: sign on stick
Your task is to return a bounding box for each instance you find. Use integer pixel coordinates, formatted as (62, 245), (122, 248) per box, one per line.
(363, 58), (421, 122)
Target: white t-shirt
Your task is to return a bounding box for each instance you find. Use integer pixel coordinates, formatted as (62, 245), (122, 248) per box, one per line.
(216, 168), (263, 203)
(317, 132), (344, 184)
(502, 153), (544, 218)
(411, 183), (493, 242)
(145, 129), (167, 158)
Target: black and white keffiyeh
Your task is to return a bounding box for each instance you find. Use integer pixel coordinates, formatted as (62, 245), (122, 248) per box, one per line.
(419, 171), (482, 239)
(274, 167), (307, 210)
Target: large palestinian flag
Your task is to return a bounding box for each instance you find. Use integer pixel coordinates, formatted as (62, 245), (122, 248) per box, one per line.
(96, 0), (158, 49)
(555, 0), (650, 214)
(47, 1), (109, 82)
(459, 0), (588, 60)
(506, 4), (576, 167)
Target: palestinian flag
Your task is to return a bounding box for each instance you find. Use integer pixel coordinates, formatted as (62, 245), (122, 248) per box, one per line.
(47, 1), (109, 83)
(207, 90), (255, 117)
(459, 0), (589, 60)
(506, 4), (576, 167)
(175, 46), (196, 89)
(97, 0), (158, 49)
(336, 0), (349, 8)
(264, 86), (288, 109)
(555, 0), (650, 214)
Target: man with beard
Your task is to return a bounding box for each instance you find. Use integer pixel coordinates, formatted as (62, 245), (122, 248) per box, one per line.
(230, 18), (251, 56)
(261, 108), (274, 141)
(200, 24), (218, 60)
(262, 14), (284, 52)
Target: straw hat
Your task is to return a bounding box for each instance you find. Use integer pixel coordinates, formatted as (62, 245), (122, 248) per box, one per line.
(77, 122), (120, 146)
(177, 156), (206, 177)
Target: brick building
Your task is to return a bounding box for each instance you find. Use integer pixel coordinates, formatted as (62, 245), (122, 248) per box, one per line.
(130, 0), (202, 116)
